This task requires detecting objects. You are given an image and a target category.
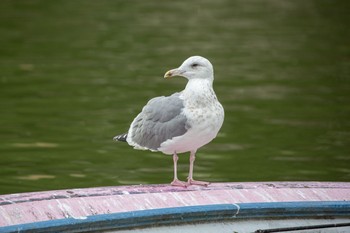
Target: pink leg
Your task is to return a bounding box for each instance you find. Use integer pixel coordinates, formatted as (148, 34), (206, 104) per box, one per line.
(187, 151), (210, 186)
(170, 152), (187, 187)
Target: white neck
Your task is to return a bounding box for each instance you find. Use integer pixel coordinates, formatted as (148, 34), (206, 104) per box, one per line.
(185, 77), (213, 91)
(182, 78), (215, 101)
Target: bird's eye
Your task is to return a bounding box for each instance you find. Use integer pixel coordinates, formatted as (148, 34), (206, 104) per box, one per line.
(191, 63), (199, 68)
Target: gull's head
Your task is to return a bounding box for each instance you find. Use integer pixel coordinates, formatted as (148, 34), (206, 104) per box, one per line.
(164, 56), (214, 80)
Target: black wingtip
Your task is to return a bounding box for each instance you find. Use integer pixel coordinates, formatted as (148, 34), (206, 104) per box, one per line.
(113, 133), (128, 142)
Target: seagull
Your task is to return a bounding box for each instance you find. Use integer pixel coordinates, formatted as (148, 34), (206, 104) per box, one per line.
(114, 56), (224, 187)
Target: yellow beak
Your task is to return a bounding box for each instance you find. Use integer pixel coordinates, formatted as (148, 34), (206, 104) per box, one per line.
(164, 70), (173, 79)
(164, 68), (183, 79)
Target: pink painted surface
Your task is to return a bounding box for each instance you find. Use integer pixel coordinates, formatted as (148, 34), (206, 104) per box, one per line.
(0, 182), (349, 227)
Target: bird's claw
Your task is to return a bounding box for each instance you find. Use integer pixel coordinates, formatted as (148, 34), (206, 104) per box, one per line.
(187, 179), (210, 187)
(171, 179), (188, 187)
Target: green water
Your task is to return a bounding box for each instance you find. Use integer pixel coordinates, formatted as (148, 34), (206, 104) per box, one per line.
(0, 0), (349, 194)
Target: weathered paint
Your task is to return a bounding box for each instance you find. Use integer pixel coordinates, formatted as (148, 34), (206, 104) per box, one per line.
(0, 182), (349, 227)
(1, 202), (350, 233)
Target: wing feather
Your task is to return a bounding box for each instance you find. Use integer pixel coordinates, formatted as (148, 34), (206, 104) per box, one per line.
(127, 93), (189, 151)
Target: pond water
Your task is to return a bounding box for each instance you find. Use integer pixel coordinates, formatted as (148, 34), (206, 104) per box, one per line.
(0, 0), (349, 194)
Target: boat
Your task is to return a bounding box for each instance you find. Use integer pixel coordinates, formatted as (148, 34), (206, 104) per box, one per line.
(0, 182), (349, 232)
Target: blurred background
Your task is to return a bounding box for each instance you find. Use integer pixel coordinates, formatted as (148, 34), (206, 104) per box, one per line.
(0, 0), (349, 194)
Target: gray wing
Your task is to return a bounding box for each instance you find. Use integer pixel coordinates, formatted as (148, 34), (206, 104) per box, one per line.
(128, 93), (190, 151)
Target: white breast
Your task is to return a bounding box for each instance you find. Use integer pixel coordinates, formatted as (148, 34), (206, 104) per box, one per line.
(158, 80), (224, 155)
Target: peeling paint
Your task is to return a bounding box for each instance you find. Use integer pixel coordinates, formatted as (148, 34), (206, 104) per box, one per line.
(0, 182), (349, 227)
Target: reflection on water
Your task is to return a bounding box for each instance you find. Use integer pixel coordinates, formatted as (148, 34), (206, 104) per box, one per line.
(16, 174), (55, 181)
(12, 142), (59, 148)
(69, 174), (86, 178)
(225, 85), (297, 100)
(0, 0), (349, 194)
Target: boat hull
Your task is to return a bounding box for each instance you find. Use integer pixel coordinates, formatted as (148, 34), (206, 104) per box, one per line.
(1, 182), (349, 232)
